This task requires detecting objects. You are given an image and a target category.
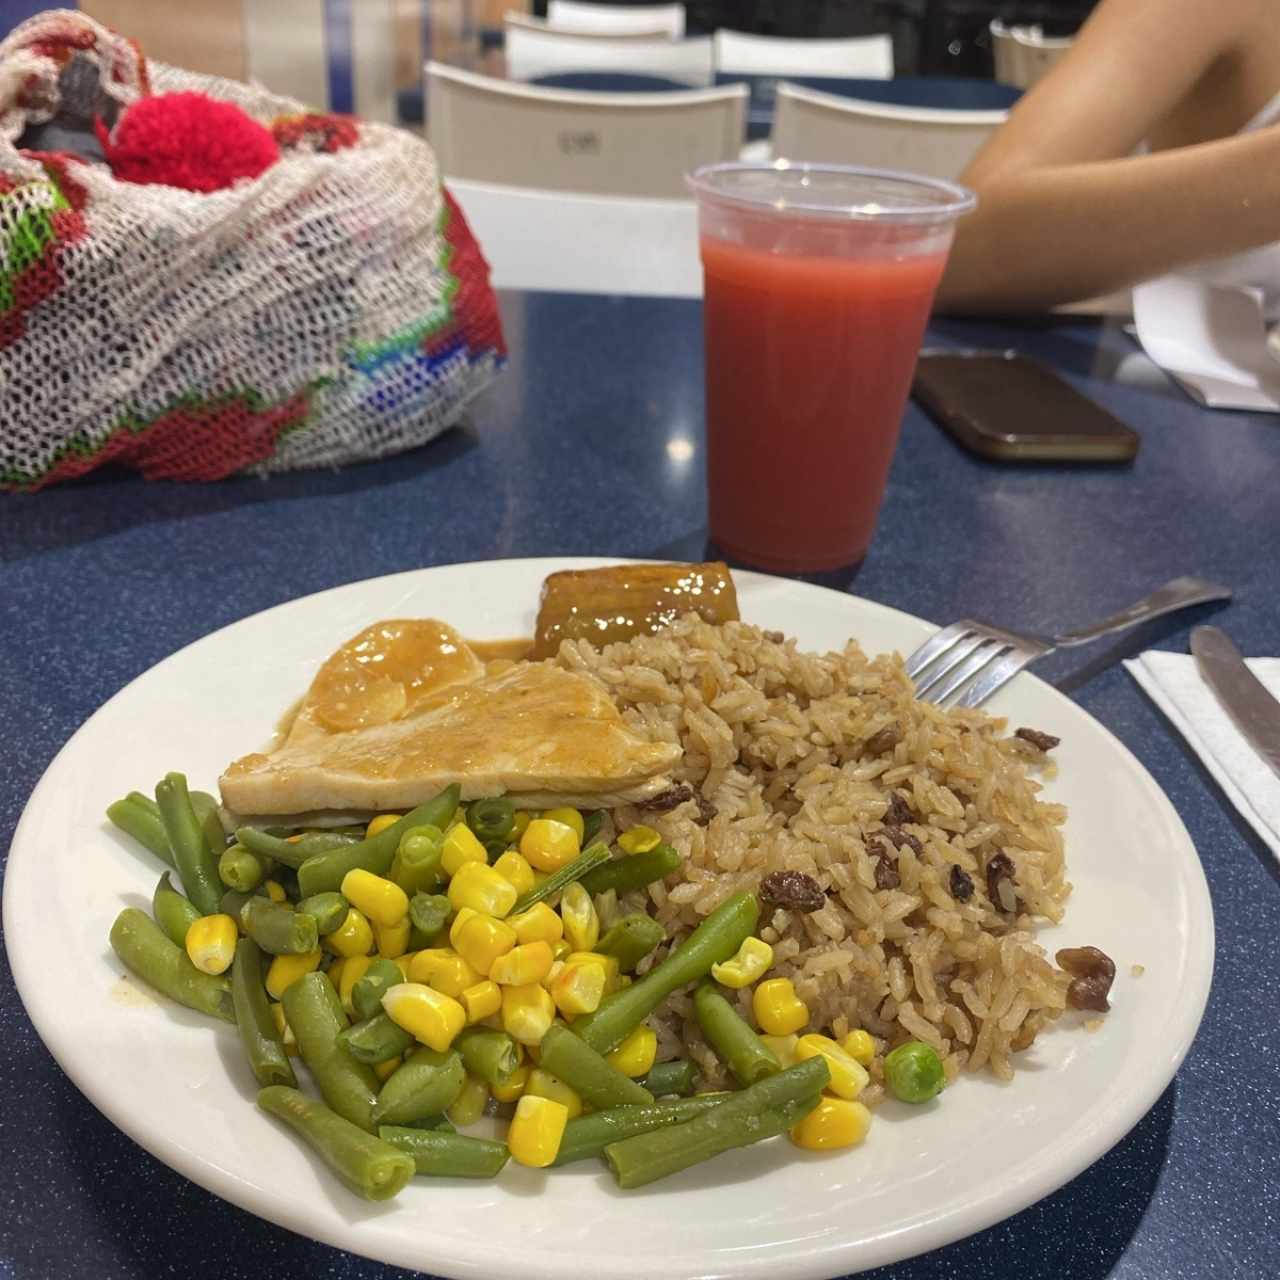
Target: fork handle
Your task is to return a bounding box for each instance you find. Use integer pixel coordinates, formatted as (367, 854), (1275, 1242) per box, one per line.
(1053, 576), (1233, 647)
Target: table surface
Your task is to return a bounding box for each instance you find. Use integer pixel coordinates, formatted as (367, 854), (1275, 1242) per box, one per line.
(2, 290), (1278, 1280)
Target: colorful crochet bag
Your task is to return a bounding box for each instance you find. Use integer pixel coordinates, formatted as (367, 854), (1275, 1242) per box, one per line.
(0, 10), (505, 491)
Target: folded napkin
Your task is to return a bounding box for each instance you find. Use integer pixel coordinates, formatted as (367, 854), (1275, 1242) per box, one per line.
(1126, 651), (1280, 862)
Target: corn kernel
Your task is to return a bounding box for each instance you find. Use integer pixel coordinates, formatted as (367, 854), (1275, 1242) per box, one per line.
(760, 1033), (800, 1067)
(489, 940), (555, 987)
(265, 948), (323, 1000)
(365, 813), (402, 840)
(753, 978), (809, 1036)
(507, 901), (564, 946)
(374, 915), (412, 960)
(711, 936), (774, 988)
(323, 957), (344, 992)
(441, 824), (488, 877)
(511, 810), (534, 839)
(501, 982), (556, 1045)
(409, 947), (483, 998)
(490, 1062), (531, 1103)
(605, 1025), (657, 1078)
(382, 982), (466, 1052)
(269, 1002), (299, 1055)
(796, 1033), (871, 1100)
(560, 883), (599, 952)
(340, 868), (409, 928)
(520, 818), (580, 872)
(789, 1096), (872, 1151)
(507, 1094), (568, 1167)
(493, 850), (536, 898)
(549, 958), (606, 1018)
(541, 807), (585, 842)
(448, 861), (518, 918)
(617, 824), (662, 854)
(391, 952), (415, 980)
(450, 914), (517, 977)
(325, 907), (374, 958)
(185, 914), (237, 975)
(552, 938), (572, 961)
(373, 1055), (402, 1082)
(567, 949), (621, 992)
(448, 1074), (490, 1127)
(461, 979), (503, 1023)
(525, 1068), (583, 1119)
(263, 879), (287, 904)
(841, 1029), (876, 1067)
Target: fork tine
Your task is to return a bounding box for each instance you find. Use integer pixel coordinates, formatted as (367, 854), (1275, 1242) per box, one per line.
(912, 632), (992, 698)
(923, 641), (1013, 706)
(903, 623), (972, 680)
(954, 648), (1036, 709)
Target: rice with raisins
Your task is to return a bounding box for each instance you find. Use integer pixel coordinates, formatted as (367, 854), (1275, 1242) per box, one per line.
(555, 615), (1074, 1098)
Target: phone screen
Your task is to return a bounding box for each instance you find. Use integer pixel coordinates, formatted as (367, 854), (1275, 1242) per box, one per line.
(912, 350), (1140, 461)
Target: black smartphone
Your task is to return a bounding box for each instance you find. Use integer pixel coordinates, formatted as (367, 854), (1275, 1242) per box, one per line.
(912, 349), (1141, 462)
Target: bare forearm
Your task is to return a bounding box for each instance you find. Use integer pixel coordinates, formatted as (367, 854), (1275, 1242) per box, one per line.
(936, 130), (1280, 313)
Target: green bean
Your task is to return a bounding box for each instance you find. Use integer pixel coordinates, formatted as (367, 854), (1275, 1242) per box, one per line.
(220, 888), (259, 920)
(573, 893), (760, 1055)
(297, 785), (460, 896)
(641, 1059), (698, 1098)
(467, 797), (515, 844)
(552, 1096), (725, 1165)
(580, 843), (682, 897)
(218, 843), (270, 893)
(388, 826), (444, 896)
(296, 892), (349, 936)
(231, 938), (296, 1088)
(237, 827), (361, 869)
(239, 895), (318, 955)
(694, 982), (780, 1087)
(258, 1086), (414, 1201)
(373, 1047), (466, 1126)
(378, 1125), (510, 1178)
(581, 809), (605, 846)
(107, 794), (173, 866)
(154, 773), (223, 915)
(595, 913), (666, 971)
(152, 872), (201, 948)
(603, 1057), (829, 1188)
(352, 958), (404, 1022)
(338, 1012), (416, 1064)
(510, 842), (612, 914)
(281, 972), (379, 1132)
(538, 1024), (654, 1109)
(453, 1026), (520, 1089)
(190, 790), (229, 859)
(408, 892), (451, 944)
(108, 907), (235, 1023)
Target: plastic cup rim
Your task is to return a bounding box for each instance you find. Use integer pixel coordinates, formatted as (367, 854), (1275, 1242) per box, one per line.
(686, 161), (977, 224)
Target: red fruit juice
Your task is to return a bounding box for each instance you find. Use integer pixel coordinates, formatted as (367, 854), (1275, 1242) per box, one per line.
(700, 234), (947, 572)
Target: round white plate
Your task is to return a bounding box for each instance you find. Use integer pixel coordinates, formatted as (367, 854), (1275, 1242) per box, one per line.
(5, 558), (1213, 1280)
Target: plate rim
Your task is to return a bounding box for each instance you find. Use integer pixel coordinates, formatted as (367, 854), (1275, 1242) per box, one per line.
(4, 556), (1216, 1280)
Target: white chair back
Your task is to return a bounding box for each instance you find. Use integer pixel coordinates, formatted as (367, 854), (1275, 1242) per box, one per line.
(504, 13), (712, 85)
(712, 29), (893, 79)
(446, 178), (700, 295)
(772, 81), (1005, 182)
(990, 20), (1072, 88)
(427, 62), (746, 197)
(547, 1), (686, 38)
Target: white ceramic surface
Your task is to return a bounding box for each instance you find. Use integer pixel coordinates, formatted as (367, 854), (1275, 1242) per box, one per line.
(4, 558), (1214, 1280)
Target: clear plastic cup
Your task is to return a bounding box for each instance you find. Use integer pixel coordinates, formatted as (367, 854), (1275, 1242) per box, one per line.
(687, 162), (975, 574)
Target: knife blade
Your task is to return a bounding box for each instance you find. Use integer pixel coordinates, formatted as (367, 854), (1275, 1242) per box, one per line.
(1190, 625), (1280, 783)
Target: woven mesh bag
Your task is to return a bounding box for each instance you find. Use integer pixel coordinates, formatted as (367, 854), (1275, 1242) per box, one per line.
(0, 10), (505, 490)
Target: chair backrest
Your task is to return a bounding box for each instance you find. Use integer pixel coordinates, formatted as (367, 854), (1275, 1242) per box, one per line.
(504, 13), (712, 85)
(427, 62), (746, 197)
(712, 29), (893, 79)
(446, 177), (700, 295)
(989, 20), (1072, 88)
(771, 81), (1005, 182)
(547, 1), (686, 38)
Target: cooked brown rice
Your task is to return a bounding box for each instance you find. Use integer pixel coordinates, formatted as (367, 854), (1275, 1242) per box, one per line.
(556, 615), (1075, 1097)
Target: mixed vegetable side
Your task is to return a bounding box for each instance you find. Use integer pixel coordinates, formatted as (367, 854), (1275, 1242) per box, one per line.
(106, 776), (946, 1202)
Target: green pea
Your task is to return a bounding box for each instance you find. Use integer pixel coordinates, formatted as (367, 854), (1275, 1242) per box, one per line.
(883, 1041), (945, 1103)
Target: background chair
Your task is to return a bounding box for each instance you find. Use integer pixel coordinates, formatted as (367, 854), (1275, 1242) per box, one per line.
(712, 28), (894, 79)
(427, 62), (746, 197)
(546, 1), (687, 38)
(990, 20), (1072, 89)
(771, 80), (1006, 181)
(446, 177), (700, 295)
(504, 13), (712, 85)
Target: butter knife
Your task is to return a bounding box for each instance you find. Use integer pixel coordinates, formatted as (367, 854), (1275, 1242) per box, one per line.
(1190, 625), (1280, 783)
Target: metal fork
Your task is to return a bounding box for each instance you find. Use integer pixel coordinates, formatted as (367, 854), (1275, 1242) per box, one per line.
(906, 576), (1232, 708)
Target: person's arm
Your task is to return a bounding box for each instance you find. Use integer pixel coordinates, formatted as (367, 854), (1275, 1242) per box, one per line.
(935, 0), (1270, 312)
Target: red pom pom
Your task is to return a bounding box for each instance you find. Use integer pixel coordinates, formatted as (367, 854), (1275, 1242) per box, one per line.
(95, 92), (279, 193)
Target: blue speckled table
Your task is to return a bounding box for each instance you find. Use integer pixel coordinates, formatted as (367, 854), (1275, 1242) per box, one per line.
(2, 290), (1278, 1280)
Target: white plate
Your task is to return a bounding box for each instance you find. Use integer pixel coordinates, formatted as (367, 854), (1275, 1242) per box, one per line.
(5, 558), (1214, 1280)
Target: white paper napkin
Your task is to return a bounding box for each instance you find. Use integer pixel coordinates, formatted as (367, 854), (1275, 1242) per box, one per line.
(1126, 651), (1280, 863)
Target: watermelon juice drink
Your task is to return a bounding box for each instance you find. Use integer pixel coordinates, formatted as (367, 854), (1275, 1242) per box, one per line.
(688, 164), (975, 573)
